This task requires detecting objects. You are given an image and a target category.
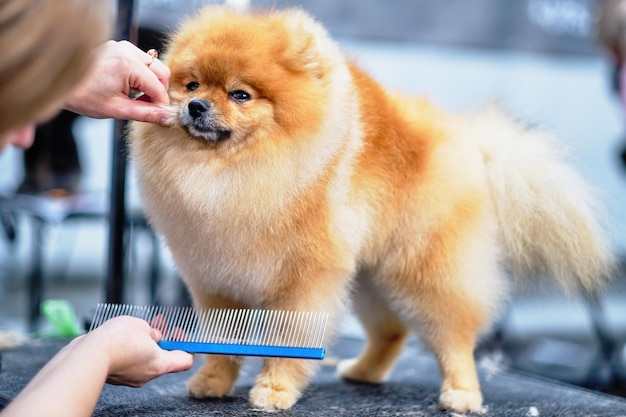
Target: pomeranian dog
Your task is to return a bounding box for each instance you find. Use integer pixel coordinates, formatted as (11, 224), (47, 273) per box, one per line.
(129, 5), (614, 413)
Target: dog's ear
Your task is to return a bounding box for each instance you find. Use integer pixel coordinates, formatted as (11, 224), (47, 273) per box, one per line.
(274, 8), (342, 79)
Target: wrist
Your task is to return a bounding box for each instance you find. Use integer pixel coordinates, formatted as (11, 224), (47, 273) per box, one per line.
(76, 329), (116, 374)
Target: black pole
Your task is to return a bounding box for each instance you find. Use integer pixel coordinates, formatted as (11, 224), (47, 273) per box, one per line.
(106, 0), (136, 304)
(28, 218), (44, 331)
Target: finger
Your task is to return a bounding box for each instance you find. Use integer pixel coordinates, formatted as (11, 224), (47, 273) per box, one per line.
(169, 326), (189, 341)
(121, 41), (170, 104)
(130, 43), (169, 84)
(131, 64), (170, 107)
(162, 350), (195, 373)
(117, 99), (174, 126)
(150, 314), (168, 334)
(150, 327), (163, 342)
(147, 58), (170, 92)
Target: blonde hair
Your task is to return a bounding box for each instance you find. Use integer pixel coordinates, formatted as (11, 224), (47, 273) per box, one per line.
(0, 0), (112, 134)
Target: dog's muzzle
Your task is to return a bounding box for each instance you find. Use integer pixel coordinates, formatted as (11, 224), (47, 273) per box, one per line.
(180, 99), (232, 142)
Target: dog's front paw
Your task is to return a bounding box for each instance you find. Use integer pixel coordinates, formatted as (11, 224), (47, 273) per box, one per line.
(249, 379), (301, 410)
(439, 388), (485, 414)
(187, 364), (236, 399)
(337, 357), (385, 384)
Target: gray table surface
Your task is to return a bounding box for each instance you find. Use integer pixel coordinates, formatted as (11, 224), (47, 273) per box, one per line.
(1, 337), (626, 416)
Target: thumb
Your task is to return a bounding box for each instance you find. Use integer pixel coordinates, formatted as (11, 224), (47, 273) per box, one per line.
(161, 350), (195, 373)
(118, 100), (173, 126)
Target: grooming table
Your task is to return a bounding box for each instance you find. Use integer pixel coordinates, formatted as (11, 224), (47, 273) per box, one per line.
(1, 337), (625, 416)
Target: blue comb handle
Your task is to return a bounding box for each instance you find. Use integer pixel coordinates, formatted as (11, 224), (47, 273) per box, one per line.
(158, 340), (325, 360)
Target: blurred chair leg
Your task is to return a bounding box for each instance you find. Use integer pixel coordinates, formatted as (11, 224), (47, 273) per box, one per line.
(28, 217), (45, 332)
(0, 212), (17, 243)
(149, 230), (160, 304)
(584, 290), (618, 389)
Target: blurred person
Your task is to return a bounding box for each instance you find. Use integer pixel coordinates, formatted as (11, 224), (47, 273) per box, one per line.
(0, 1), (192, 416)
(597, 0), (626, 170)
(0, 1), (174, 152)
(15, 36), (174, 195)
(17, 110), (83, 195)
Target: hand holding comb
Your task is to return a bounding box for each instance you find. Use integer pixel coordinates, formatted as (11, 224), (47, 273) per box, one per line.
(89, 304), (329, 360)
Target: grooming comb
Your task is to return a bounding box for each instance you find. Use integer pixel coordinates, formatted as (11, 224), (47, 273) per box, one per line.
(89, 303), (329, 360)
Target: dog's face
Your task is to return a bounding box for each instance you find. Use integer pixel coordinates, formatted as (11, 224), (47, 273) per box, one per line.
(168, 40), (274, 147)
(164, 7), (335, 153)
(171, 70), (263, 144)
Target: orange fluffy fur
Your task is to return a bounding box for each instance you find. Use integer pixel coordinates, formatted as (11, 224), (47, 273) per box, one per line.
(129, 6), (615, 413)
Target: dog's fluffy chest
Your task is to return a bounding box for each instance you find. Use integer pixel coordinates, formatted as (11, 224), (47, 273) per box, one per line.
(137, 158), (304, 301)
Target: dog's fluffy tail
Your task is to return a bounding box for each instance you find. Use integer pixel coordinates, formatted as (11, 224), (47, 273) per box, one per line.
(471, 108), (615, 292)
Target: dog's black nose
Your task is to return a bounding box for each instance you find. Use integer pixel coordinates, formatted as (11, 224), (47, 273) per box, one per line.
(188, 99), (211, 119)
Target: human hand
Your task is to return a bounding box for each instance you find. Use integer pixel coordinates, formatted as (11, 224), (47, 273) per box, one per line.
(1, 316), (193, 417)
(64, 40), (174, 126)
(83, 316), (194, 387)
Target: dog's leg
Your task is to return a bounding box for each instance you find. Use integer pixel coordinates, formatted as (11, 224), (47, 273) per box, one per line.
(186, 292), (248, 399)
(249, 356), (320, 410)
(381, 213), (503, 413)
(248, 269), (350, 410)
(426, 321), (483, 413)
(410, 275), (495, 413)
(248, 308), (333, 410)
(337, 275), (409, 383)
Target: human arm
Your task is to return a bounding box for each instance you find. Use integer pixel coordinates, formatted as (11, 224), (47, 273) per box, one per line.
(64, 40), (174, 126)
(0, 316), (194, 417)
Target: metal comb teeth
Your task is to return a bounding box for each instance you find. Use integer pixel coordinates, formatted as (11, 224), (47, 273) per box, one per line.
(89, 303), (329, 360)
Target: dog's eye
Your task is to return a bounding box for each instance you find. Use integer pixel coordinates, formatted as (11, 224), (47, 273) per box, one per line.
(229, 90), (251, 103)
(186, 81), (200, 92)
